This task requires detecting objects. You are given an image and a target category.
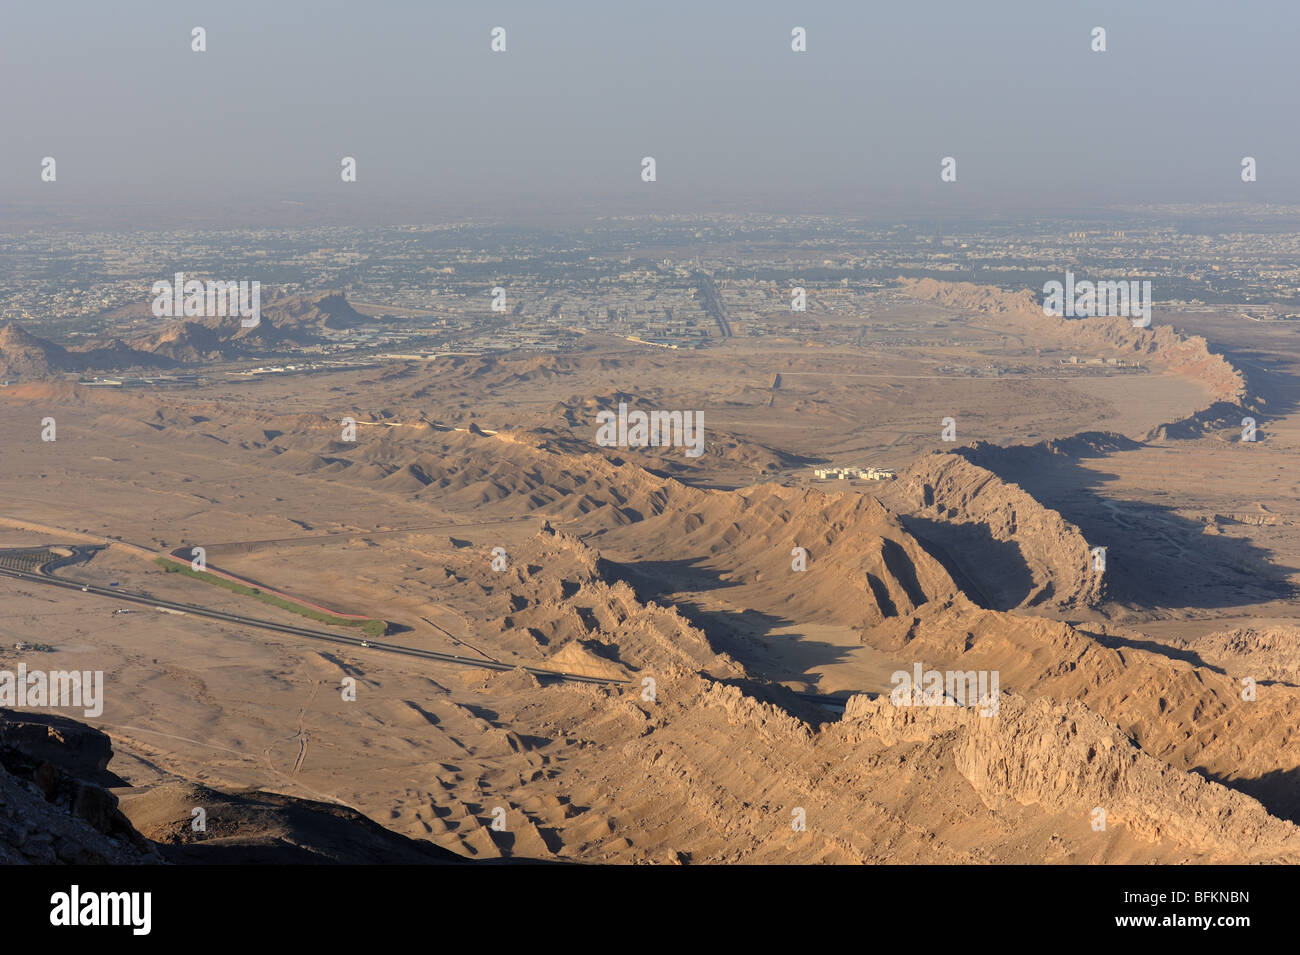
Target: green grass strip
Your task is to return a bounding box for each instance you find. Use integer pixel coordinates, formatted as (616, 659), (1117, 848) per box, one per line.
(156, 558), (387, 637)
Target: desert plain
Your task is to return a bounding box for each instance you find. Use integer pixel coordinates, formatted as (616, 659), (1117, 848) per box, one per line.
(2, 278), (1299, 863)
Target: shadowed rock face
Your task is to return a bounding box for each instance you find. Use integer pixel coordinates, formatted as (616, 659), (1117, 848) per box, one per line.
(883, 450), (1106, 611)
(0, 709), (116, 777)
(0, 292), (373, 378)
(0, 323), (169, 378)
(0, 709), (476, 865)
(120, 783), (475, 865)
(0, 709), (157, 864)
(0, 323), (75, 378)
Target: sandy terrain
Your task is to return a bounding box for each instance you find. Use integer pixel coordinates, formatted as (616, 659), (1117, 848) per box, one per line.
(2, 282), (1298, 863)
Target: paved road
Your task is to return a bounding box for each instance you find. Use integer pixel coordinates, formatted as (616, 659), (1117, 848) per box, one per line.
(2, 548), (866, 711)
(0, 558), (626, 688)
(693, 271), (733, 338)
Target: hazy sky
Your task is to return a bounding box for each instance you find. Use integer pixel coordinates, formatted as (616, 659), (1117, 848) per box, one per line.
(2, 0), (1297, 226)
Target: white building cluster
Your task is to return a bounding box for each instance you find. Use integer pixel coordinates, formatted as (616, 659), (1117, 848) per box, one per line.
(813, 466), (896, 481)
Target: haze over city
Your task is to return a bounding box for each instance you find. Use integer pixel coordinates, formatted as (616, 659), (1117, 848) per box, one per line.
(3, 0), (1299, 227)
(0, 2), (1293, 933)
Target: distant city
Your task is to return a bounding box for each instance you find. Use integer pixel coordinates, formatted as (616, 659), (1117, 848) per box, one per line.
(5, 210), (1300, 379)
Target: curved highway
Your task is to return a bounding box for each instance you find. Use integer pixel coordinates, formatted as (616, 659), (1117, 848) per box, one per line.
(1, 547), (863, 710)
(0, 555), (627, 688)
